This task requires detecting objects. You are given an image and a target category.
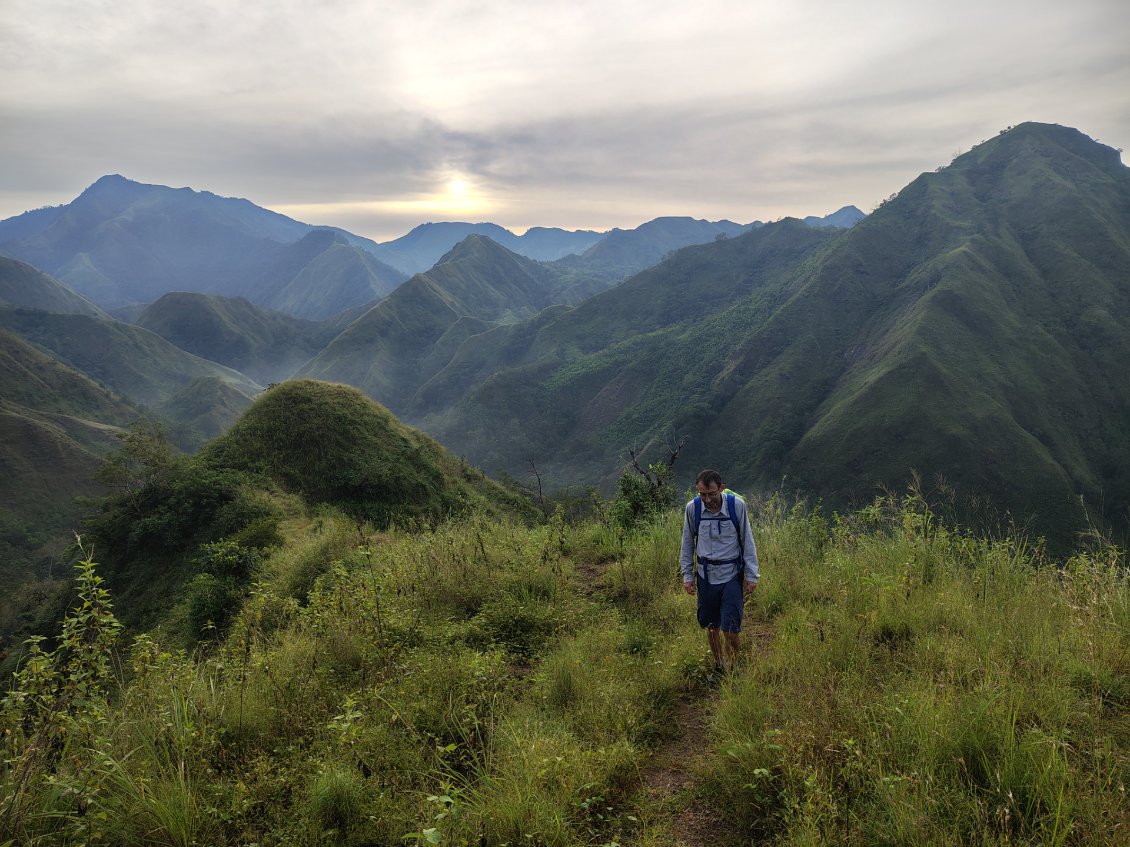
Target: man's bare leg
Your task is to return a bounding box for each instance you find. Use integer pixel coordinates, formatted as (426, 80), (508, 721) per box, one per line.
(724, 631), (741, 671)
(707, 626), (724, 670)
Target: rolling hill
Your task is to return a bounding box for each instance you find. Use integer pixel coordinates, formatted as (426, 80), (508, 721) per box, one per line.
(136, 292), (336, 384)
(155, 376), (256, 450)
(0, 327), (141, 584)
(0, 256), (108, 317)
(204, 378), (537, 526)
(0, 309), (263, 407)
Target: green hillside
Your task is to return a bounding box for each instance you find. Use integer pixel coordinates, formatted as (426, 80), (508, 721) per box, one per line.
(245, 228), (405, 319)
(136, 292), (334, 384)
(66, 379), (534, 636)
(155, 376), (255, 450)
(0, 309), (263, 407)
(0, 256), (108, 317)
(300, 235), (618, 411)
(416, 123), (1129, 547)
(0, 327), (140, 590)
(418, 219), (839, 476)
(205, 379), (536, 527)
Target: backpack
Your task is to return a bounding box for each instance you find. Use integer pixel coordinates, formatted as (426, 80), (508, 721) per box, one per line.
(691, 491), (745, 581)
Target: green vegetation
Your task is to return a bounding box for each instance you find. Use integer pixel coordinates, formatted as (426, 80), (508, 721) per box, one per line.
(3, 124), (1130, 843)
(2, 483), (1126, 845)
(300, 234), (619, 411)
(0, 257), (107, 317)
(69, 380), (535, 639)
(0, 309), (262, 408)
(0, 327), (140, 602)
(418, 123), (1130, 549)
(137, 292), (335, 385)
(155, 376), (254, 452)
(205, 379), (537, 528)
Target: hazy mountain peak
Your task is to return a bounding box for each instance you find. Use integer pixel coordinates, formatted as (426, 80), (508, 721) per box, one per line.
(435, 232), (522, 266)
(803, 206), (866, 228)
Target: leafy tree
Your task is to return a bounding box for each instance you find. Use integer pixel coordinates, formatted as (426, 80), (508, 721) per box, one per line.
(95, 419), (176, 509)
(609, 450), (679, 531)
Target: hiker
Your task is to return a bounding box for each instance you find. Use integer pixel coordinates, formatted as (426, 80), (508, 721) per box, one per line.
(680, 469), (759, 674)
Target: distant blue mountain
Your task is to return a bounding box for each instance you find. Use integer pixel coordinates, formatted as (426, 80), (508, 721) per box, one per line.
(371, 222), (604, 275)
(803, 205), (866, 228)
(0, 176), (407, 316)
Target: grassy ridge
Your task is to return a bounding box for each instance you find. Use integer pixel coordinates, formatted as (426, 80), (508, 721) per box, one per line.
(205, 379), (536, 528)
(2, 489), (1125, 845)
(0, 309), (262, 407)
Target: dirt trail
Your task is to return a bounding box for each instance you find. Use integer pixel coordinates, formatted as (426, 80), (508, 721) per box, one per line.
(637, 625), (773, 846)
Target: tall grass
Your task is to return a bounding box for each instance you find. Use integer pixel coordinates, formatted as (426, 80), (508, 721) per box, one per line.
(703, 491), (1128, 845)
(2, 493), (1126, 845)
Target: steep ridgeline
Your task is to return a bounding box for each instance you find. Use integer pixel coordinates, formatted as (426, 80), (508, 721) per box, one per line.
(0, 327), (140, 582)
(299, 234), (616, 412)
(0, 256), (109, 317)
(246, 227), (401, 319)
(0, 309), (262, 408)
(136, 292), (338, 384)
(421, 123), (1130, 546)
(372, 221), (605, 275)
(0, 175), (407, 316)
(415, 219), (838, 467)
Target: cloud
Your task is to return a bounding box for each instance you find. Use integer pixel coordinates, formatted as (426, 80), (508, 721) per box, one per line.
(2, 0), (1128, 239)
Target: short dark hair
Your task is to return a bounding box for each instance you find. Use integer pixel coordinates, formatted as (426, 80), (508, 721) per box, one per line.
(695, 469), (722, 488)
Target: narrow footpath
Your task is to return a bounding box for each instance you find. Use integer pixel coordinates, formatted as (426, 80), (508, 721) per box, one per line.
(637, 624), (774, 847)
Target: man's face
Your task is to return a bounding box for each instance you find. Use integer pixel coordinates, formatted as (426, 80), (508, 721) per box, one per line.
(696, 480), (723, 511)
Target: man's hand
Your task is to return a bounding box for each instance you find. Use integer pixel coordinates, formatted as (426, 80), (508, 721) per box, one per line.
(744, 581), (757, 596)
(683, 579), (695, 595)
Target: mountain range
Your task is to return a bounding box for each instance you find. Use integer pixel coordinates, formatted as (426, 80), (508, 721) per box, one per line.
(2, 121), (1125, 587)
(0, 175), (408, 316)
(409, 123), (1130, 545)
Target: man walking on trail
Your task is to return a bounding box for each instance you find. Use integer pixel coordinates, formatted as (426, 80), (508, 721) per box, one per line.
(680, 469), (759, 675)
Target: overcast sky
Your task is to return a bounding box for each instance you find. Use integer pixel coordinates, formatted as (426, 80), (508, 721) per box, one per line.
(2, 0), (1128, 242)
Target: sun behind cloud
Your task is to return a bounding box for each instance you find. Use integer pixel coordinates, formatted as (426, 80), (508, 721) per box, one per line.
(447, 177), (469, 198)
(273, 173), (496, 240)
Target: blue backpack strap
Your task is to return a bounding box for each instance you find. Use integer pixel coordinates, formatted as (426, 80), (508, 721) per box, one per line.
(726, 492), (744, 578)
(692, 496), (703, 579)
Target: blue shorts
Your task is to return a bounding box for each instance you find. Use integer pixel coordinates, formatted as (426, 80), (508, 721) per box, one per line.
(697, 573), (744, 633)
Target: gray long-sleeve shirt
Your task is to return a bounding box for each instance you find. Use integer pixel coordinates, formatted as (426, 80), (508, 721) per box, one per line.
(679, 493), (760, 585)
